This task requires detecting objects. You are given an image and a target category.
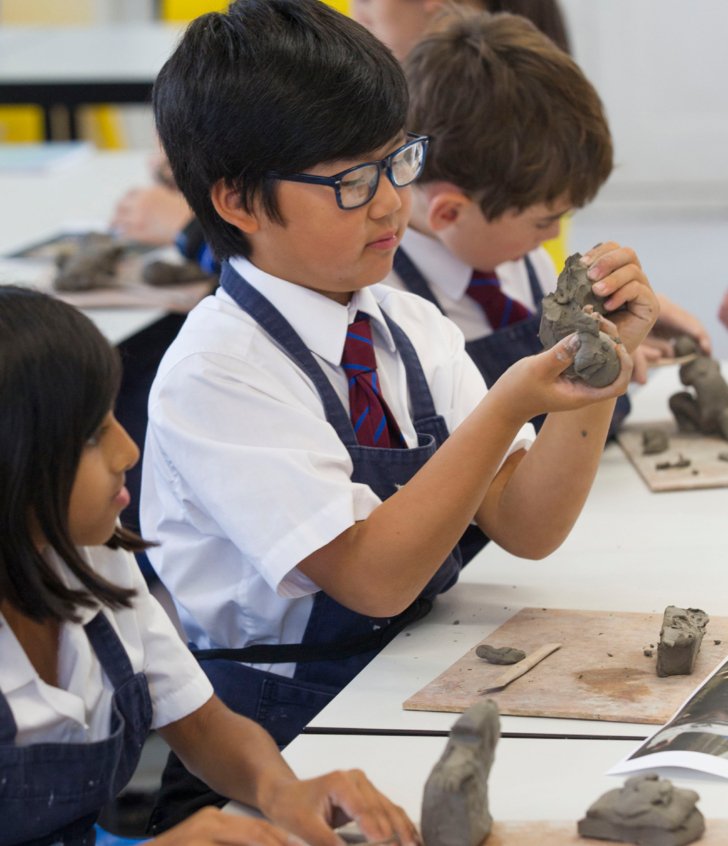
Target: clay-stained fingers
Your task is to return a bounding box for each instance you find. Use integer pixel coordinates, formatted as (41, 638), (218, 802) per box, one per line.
(152, 806), (301, 846)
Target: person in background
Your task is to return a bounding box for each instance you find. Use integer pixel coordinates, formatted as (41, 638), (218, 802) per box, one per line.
(719, 290), (728, 330)
(141, 0), (655, 827)
(0, 284), (418, 846)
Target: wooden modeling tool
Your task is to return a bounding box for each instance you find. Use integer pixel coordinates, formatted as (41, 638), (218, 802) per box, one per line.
(648, 352), (698, 368)
(480, 643), (562, 694)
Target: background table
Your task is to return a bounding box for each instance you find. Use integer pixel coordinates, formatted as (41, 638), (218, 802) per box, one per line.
(0, 24), (182, 139)
(305, 365), (728, 739)
(0, 149), (166, 342)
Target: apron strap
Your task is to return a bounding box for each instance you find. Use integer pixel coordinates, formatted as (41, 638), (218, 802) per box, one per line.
(192, 597), (432, 665)
(84, 612), (135, 689)
(0, 684), (18, 743)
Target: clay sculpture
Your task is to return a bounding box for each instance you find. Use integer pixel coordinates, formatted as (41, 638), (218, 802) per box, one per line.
(54, 233), (124, 292)
(577, 773), (705, 845)
(475, 644), (525, 665)
(421, 700), (499, 846)
(142, 259), (211, 287)
(668, 336), (728, 442)
(539, 252), (621, 388)
(641, 428), (669, 456)
(656, 606), (709, 678)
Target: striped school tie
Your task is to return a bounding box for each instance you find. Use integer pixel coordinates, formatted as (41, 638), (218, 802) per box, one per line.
(467, 269), (531, 328)
(341, 312), (405, 448)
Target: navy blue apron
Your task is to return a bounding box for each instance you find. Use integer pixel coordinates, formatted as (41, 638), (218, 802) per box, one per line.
(393, 248), (630, 437)
(0, 612), (153, 846)
(149, 262), (489, 832)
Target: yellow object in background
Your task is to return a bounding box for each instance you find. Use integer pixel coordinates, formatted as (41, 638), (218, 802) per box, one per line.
(161, 0), (229, 20)
(542, 216), (570, 272)
(323, 0), (351, 12)
(0, 107), (43, 143)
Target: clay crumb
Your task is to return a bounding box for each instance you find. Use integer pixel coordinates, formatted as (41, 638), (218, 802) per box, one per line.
(719, 452), (728, 463)
(643, 648), (654, 658)
(453, 620), (460, 625)
(581, 430), (588, 438)
(714, 640), (722, 646)
(607, 652), (613, 657)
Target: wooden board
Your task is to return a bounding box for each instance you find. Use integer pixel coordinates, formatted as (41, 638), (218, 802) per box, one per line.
(617, 420), (728, 491)
(404, 608), (728, 724)
(483, 820), (728, 845)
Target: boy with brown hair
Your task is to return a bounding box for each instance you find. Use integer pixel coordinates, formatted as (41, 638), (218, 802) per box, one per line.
(385, 8), (707, 426)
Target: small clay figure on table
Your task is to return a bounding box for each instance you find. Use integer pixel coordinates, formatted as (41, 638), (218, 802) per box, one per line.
(641, 428), (669, 456)
(54, 233), (124, 292)
(657, 606), (709, 677)
(476, 644), (525, 665)
(539, 252), (622, 388)
(577, 773), (705, 845)
(421, 700), (499, 846)
(668, 335), (728, 442)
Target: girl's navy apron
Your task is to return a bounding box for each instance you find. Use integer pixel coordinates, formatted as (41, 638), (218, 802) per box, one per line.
(149, 261), (488, 832)
(0, 613), (152, 846)
(393, 248), (630, 436)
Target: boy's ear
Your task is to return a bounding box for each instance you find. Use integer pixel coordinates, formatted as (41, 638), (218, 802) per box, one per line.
(427, 189), (473, 233)
(210, 178), (260, 234)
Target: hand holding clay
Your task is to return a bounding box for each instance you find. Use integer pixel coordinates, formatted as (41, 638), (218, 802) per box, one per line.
(488, 330), (633, 422)
(539, 252), (622, 388)
(579, 242), (659, 354)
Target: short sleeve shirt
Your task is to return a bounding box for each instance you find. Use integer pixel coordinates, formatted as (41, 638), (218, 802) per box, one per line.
(141, 257), (534, 676)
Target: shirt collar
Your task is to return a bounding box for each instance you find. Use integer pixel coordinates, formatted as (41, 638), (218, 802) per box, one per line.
(228, 256), (397, 366)
(401, 227), (473, 301)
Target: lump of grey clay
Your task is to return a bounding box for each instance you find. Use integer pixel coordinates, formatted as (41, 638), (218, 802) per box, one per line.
(577, 773), (705, 846)
(657, 606), (709, 678)
(642, 428), (669, 455)
(54, 233), (124, 292)
(476, 644), (525, 665)
(539, 252), (621, 388)
(142, 259), (211, 287)
(669, 335), (728, 442)
(421, 700), (499, 846)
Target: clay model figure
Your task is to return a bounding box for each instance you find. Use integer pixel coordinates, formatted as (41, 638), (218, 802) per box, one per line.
(421, 700), (500, 846)
(142, 259), (211, 287)
(668, 335), (728, 442)
(539, 252), (621, 388)
(476, 644), (525, 665)
(577, 773), (705, 846)
(641, 428), (669, 456)
(657, 606), (709, 678)
(54, 233), (124, 292)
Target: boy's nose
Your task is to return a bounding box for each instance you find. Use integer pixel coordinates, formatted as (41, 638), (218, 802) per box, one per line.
(369, 172), (404, 217)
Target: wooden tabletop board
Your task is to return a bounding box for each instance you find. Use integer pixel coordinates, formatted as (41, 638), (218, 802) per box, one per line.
(404, 607), (728, 725)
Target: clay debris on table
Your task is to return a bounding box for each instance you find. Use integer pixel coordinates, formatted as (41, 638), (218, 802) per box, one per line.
(539, 252), (621, 388)
(475, 644), (525, 665)
(577, 773), (705, 846)
(657, 606), (709, 678)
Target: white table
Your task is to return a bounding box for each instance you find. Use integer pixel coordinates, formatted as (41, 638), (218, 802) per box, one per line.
(0, 149), (166, 343)
(0, 24), (183, 139)
(227, 734), (728, 827)
(306, 366), (728, 739)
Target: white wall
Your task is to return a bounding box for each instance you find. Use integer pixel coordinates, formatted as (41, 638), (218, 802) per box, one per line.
(560, 0), (728, 208)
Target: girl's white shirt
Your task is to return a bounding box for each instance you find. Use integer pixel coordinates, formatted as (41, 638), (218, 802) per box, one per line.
(0, 544), (213, 746)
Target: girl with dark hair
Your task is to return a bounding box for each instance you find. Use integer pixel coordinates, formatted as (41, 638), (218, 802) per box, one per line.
(0, 286), (417, 846)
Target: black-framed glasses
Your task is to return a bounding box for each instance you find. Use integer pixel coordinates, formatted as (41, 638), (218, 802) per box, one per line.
(266, 133), (430, 210)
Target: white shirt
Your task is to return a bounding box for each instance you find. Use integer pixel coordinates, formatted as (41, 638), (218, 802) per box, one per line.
(0, 545), (213, 746)
(141, 256), (533, 677)
(384, 228), (557, 342)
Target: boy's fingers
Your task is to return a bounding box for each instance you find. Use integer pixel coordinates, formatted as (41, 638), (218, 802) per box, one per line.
(550, 333), (581, 372)
(579, 240), (619, 267)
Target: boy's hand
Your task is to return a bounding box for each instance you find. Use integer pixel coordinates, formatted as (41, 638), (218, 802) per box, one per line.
(580, 242), (659, 354)
(493, 329), (633, 423)
(264, 770), (420, 846)
(152, 806), (300, 846)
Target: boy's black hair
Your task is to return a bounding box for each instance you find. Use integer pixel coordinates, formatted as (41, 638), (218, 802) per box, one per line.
(0, 287), (147, 623)
(153, 0), (409, 261)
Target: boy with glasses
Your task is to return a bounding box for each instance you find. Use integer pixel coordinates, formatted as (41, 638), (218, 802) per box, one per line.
(142, 0), (656, 826)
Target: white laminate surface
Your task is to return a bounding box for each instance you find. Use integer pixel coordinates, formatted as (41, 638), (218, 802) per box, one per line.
(307, 366), (728, 738)
(230, 734), (728, 823)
